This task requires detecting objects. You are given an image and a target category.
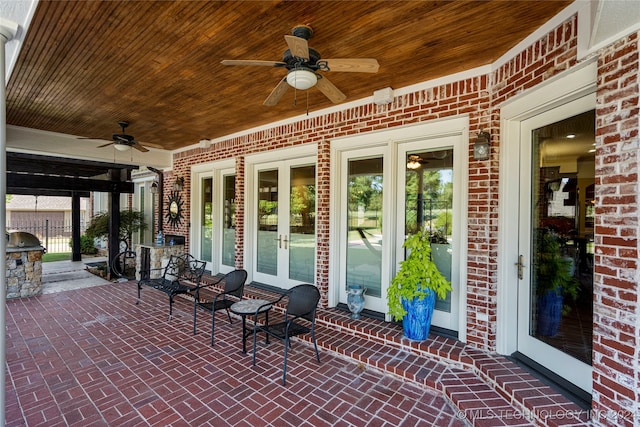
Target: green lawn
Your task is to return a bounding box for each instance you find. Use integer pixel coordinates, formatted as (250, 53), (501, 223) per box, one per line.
(42, 253), (71, 263)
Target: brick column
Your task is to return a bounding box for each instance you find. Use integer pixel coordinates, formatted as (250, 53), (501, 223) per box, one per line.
(593, 31), (640, 425)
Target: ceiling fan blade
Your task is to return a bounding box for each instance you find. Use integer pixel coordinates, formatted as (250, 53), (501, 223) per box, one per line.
(132, 142), (149, 153)
(137, 141), (163, 149)
(264, 77), (289, 106)
(322, 58), (380, 73)
(284, 35), (309, 60)
(316, 76), (347, 103)
(221, 60), (286, 67)
(97, 142), (114, 148)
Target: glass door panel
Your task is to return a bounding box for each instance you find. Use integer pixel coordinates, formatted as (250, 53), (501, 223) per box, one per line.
(346, 157), (383, 298)
(221, 174), (236, 268)
(395, 134), (462, 332)
(257, 169), (278, 276)
(289, 165), (316, 283)
(201, 177), (213, 263)
(404, 149), (453, 312)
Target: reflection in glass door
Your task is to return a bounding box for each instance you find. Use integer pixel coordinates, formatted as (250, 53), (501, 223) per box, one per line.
(517, 100), (594, 393)
(254, 161), (316, 288)
(201, 177), (213, 263)
(221, 174), (236, 269)
(404, 149), (453, 313)
(289, 166), (316, 282)
(396, 134), (462, 333)
(346, 157), (383, 298)
(257, 169), (278, 276)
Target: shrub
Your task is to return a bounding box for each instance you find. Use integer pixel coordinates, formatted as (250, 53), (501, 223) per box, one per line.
(68, 234), (99, 254)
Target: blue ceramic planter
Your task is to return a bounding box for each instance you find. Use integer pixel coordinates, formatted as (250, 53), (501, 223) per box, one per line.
(401, 289), (436, 340)
(537, 289), (563, 336)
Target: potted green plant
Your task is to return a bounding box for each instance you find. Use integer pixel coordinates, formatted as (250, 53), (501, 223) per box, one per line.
(535, 228), (580, 336)
(388, 229), (452, 340)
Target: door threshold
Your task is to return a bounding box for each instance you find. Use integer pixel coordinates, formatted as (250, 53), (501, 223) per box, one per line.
(509, 351), (591, 410)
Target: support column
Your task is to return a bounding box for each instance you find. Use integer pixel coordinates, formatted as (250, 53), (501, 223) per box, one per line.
(108, 192), (121, 277)
(71, 192), (81, 261)
(0, 18), (19, 427)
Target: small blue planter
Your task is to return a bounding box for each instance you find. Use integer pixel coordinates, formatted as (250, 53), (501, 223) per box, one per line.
(401, 289), (436, 340)
(537, 290), (563, 337)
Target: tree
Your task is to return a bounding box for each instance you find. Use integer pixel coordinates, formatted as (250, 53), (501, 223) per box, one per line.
(85, 210), (147, 245)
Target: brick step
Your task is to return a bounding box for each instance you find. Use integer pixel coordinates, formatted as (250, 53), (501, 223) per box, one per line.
(198, 279), (589, 426)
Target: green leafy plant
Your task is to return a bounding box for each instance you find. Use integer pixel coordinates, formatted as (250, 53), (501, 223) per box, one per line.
(85, 210), (147, 244)
(68, 234), (99, 254)
(535, 228), (580, 314)
(388, 229), (452, 321)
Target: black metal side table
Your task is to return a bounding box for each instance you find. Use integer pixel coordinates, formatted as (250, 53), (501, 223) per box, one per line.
(230, 299), (272, 353)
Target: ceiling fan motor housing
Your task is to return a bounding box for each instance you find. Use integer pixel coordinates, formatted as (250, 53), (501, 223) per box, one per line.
(282, 47), (321, 69)
(291, 25), (313, 40)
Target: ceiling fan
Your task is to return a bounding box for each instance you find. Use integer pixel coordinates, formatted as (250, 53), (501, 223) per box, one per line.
(82, 121), (150, 152)
(221, 25), (380, 106)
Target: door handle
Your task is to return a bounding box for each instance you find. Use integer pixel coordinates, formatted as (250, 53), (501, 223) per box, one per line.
(275, 235), (282, 249)
(283, 235), (289, 250)
(515, 255), (525, 280)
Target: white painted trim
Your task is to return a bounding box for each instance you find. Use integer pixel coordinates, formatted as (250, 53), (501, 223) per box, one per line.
(499, 60), (597, 119)
(244, 143), (317, 164)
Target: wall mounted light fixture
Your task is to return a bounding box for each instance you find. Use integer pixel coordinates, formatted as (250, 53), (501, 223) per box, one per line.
(150, 180), (158, 194)
(473, 129), (491, 161)
(173, 176), (185, 192)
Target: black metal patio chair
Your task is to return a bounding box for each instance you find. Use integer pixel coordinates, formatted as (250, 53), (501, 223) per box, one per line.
(251, 284), (321, 385)
(137, 253), (206, 320)
(192, 269), (247, 346)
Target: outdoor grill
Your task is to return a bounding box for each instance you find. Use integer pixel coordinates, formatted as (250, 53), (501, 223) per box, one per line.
(6, 231), (46, 250)
(5, 231), (46, 298)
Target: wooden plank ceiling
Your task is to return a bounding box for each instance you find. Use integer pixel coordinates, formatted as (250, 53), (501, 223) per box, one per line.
(7, 0), (572, 151)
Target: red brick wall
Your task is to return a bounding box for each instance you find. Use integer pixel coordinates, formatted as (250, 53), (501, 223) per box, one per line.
(593, 31), (639, 425)
(172, 16), (586, 353)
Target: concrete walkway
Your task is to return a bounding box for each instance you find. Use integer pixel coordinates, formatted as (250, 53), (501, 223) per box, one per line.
(41, 256), (111, 294)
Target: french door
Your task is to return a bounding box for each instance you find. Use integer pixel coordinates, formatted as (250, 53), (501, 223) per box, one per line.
(251, 157), (316, 289)
(516, 95), (594, 393)
(332, 118), (467, 329)
(192, 161), (236, 274)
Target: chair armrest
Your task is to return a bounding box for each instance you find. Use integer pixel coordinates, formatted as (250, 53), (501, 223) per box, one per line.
(252, 293), (287, 322)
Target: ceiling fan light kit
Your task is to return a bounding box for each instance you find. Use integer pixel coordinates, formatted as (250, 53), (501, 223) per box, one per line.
(221, 24), (379, 106)
(286, 69), (317, 90)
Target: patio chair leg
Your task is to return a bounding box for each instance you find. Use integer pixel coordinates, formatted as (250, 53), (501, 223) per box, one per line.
(193, 303), (197, 335)
(282, 336), (289, 386)
(226, 308), (232, 323)
(136, 284), (141, 305)
(311, 329), (320, 363)
(168, 295), (173, 321)
(252, 325), (258, 366)
(211, 313), (216, 346)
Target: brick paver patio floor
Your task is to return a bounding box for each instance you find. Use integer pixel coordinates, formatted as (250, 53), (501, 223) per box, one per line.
(5, 282), (469, 426)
